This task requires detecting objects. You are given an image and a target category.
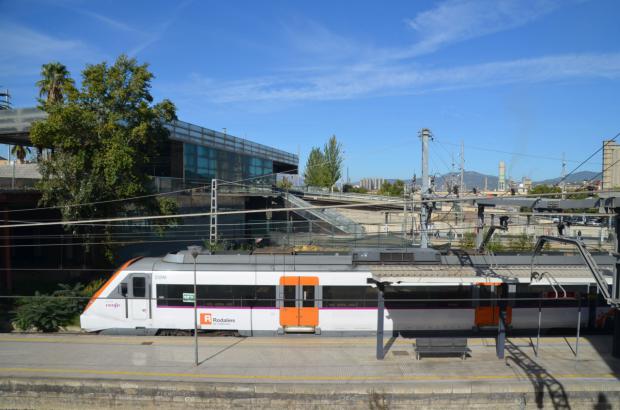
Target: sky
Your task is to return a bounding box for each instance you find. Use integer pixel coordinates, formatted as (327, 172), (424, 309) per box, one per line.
(1, 0), (619, 182)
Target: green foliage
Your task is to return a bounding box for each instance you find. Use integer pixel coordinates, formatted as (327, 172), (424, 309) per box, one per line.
(343, 184), (368, 194)
(486, 237), (505, 253)
(303, 135), (344, 191)
(378, 180), (405, 196)
(322, 135), (343, 191)
(508, 233), (534, 252)
(82, 278), (105, 297)
(529, 184), (561, 197)
(303, 147), (326, 187)
(10, 145), (31, 163)
(459, 232), (476, 250)
(30, 55), (178, 261)
(13, 283), (87, 332)
(36, 62), (75, 105)
(277, 176), (293, 190)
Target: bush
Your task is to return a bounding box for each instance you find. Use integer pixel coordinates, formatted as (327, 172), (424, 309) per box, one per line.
(12, 283), (87, 332)
(459, 232), (476, 250)
(508, 233), (533, 252)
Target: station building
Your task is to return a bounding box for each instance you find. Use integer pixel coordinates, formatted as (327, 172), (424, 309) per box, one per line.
(0, 107), (298, 188)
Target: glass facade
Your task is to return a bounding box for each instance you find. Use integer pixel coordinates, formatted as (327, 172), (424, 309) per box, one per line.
(183, 143), (274, 184)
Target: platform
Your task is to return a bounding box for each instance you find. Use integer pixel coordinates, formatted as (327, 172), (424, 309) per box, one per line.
(1, 334), (619, 408)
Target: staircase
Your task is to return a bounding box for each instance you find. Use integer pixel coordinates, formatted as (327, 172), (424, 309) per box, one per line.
(283, 193), (365, 237)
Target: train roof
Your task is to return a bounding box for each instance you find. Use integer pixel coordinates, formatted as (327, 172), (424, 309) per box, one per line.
(123, 248), (617, 285)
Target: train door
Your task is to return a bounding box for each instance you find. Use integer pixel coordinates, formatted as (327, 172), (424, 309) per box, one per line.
(129, 274), (151, 321)
(279, 276), (318, 331)
(474, 283), (512, 327)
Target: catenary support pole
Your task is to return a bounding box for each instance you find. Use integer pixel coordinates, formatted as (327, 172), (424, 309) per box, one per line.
(188, 245), (202, 366)
(613, 210), (620, 358)
(536, 299), (542, 357)
(497, 309), (505, 359)
(376, 290), (385, 360)
(209, 179), (218, 246)
(576, 295), (582, 359)
(419, 128), (431, 248)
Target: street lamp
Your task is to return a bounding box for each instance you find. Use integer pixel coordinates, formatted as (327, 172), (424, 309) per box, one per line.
(188, 245), (203, 366)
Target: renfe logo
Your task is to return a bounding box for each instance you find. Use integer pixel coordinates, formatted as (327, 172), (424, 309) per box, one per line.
(200, 313), (212, 325)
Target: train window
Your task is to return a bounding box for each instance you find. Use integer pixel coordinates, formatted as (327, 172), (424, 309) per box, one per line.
(156, 284), (192, 306)
(255, 286), (276, 307)
(283, 286), (296, 307)
(156, 284), (277, 307)
(302, 286), (315, 308)
(133, 277), (146, 298)
(385, 286), (471, 308)
(323, 286), (378, 308)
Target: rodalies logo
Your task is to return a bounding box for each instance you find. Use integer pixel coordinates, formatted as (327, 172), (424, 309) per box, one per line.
(200, 313), (212, 325)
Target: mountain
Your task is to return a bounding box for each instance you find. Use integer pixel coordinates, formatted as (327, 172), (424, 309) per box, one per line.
(534, 171), (599, 186)
(359, 169), (600, 191)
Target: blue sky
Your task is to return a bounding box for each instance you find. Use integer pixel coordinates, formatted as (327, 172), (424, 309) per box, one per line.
(1, 0), (619, 182)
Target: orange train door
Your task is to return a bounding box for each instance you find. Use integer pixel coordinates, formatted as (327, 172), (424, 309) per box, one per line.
(279, 276), (319, 330)
(474, 283), (512, 327)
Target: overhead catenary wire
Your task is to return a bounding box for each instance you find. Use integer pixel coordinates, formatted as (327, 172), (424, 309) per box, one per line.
(554, 132), (620, 188)
(0, 220), (611, 249)
(0, 187), (614, 230)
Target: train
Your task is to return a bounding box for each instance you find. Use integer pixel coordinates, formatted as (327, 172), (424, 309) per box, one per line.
(80, 247), (616, 335)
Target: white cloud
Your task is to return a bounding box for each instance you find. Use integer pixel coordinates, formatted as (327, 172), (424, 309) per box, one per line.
(401, 0), (562, 58)
(171, 0), (588, 104)
(0, 22), (96, 78)
(181, 52), (620, 103)
(75, 9), (144, 34)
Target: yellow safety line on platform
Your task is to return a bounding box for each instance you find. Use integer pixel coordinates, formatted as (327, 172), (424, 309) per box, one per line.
(0, 367), (617, 382)
(0, 336), (585, 347)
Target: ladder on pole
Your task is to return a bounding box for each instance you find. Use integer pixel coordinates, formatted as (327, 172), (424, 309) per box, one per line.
(209, 179), (218, 246)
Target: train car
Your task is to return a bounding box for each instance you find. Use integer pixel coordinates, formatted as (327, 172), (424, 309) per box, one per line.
(80, 248), (616, 335)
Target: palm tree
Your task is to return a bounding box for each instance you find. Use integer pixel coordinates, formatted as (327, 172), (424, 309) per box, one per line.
(11, 145), (31, 164)
(36, 62), (74, 104)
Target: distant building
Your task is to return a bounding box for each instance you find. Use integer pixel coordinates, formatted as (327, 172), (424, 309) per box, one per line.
(360, 177), (385, 191)
(602, 140), (620, 190)
(498, 161), (506, 191)
(518, 177), (532, 194)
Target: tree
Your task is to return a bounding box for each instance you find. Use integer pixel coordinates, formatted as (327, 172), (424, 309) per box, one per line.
(277, 176), (293, 190)
(322, 135), (343, 192)
(378, 180), (405, 196)
(529, 184), (561, 197)
(36, 62), (75, 105)
(304, 147), (326, 187)
(30, 55), (178, 261)
(11, 145), (31, 163)
(343, 184), (368, 194)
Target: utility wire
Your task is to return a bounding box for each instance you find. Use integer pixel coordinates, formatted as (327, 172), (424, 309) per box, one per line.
(554, 132), (620, 187)
(0, 188), (613, 230)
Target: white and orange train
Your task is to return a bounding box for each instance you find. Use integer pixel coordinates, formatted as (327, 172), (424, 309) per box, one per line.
(80, 248), (616, 335)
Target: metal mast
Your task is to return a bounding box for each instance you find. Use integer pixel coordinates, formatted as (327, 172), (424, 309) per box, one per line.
(460, 140), (465, 192)
(209, 179), (218, 246)
(419, 128), (432, 248)
(561, 152), (567, 199)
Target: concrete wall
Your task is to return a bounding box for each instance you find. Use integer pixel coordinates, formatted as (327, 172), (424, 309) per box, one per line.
(2, 377), (620, 409)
